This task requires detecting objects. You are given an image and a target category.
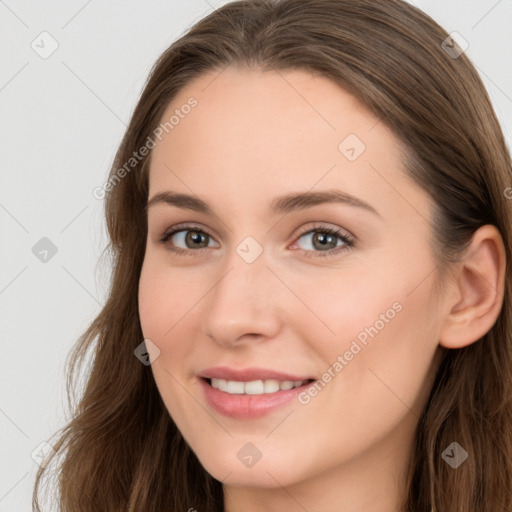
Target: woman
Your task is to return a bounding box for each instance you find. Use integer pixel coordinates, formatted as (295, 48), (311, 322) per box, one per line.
(33, 0), (512, 510)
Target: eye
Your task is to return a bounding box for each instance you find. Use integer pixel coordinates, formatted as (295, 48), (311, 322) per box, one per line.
(158, 222), (355, 258)
(159, 224), (218, 255)
(291, 223), (354, 258)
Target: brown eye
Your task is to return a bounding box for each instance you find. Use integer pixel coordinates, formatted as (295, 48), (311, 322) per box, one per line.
(182, 230), (209, 248)
(159, 225), (218, 254)
(293, 225), (354, 258)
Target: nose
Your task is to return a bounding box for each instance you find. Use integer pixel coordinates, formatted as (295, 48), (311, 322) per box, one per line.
(202, 246), (283, 348)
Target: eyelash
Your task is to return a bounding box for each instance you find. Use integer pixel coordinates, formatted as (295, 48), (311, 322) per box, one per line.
(158, 223), (355, 258)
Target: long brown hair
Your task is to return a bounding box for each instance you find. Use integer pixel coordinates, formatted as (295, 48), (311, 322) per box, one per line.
(33, 1), (512, 510)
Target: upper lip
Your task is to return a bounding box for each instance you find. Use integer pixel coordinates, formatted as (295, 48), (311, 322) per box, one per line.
(197, 366), (315, 382)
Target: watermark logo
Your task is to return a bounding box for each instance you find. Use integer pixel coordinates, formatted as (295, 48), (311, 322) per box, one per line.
(338, 134), (366, 161)
(441, 32), (468, 59)
(236, 236), (263, 264)
(31, 441), (56, 468)
(237, 442), (263, 468)
(31, 31), (59, 59)
(134, 339), (161, 365)
(32, 237), (58, 263)
(441, 442), (468, 468)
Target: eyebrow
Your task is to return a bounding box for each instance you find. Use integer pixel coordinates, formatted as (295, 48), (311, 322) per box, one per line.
(146, 189), (381, 217)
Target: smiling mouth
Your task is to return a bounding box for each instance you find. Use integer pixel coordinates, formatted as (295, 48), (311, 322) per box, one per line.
(202, 377), (316, 395)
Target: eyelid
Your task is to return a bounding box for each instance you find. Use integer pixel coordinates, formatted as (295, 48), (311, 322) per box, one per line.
(160, 222), (217, 241)
(293, 222), (353, 240)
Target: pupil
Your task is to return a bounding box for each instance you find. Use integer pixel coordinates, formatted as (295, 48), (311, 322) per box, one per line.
(314, 233), (334, 250)
(188, 231), (207, 248)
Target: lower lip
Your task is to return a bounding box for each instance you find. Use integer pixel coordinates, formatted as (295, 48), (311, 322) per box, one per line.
(199, 378), (316, 419)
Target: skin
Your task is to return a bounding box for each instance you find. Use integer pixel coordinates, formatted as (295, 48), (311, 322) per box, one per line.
(138, 66), (506, 512)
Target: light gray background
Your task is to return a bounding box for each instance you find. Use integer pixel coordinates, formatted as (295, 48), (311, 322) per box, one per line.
(1, 1), (511, 510)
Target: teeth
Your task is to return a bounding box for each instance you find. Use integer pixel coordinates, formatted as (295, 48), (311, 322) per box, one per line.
(264, 379), (280, 393)
(210, 378), (306, 395)
(226, 380), (244, 394)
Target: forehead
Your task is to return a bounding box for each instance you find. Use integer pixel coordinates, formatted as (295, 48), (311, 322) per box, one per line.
(147, 66), (428, 225)
(156, 66), (384, 152)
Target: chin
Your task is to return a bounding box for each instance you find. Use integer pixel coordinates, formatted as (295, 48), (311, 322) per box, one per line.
(197, 451), (308, 488)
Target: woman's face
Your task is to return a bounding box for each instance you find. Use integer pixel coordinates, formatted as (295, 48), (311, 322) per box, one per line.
(138, 66), (445, 491)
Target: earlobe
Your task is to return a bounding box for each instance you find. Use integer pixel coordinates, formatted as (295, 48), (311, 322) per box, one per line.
(439, 224), (506, 349)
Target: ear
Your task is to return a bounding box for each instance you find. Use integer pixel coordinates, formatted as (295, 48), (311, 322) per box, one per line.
(439, 224), (506, 349)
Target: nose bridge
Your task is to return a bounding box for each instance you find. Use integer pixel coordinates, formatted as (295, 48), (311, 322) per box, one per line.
(202, 239), (282, 344)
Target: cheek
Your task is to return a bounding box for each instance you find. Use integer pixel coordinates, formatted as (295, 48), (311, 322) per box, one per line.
(138, 258), (208, 390)
(324, 273), (439, 425)
(364, 282), (440, 390)
(305, 252), (440, 402)
(138, 262), (165, 341)
(287, 265), (401, 353)
(138, 257), (198, 341)
(138, 262), (193, 414)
